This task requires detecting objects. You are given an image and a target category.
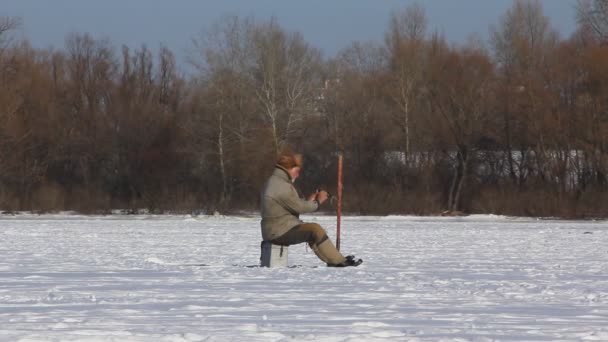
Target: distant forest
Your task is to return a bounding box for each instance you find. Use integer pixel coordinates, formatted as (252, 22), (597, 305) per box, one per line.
(1, 0), (608, 217)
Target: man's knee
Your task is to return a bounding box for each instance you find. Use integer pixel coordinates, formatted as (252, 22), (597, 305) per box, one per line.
(301, 223), (327, 243)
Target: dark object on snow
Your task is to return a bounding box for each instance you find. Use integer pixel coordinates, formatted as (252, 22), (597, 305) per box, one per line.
(583, 231), (593, 235)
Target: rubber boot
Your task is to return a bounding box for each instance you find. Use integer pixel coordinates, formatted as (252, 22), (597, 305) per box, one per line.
(312, 239), (347, 266)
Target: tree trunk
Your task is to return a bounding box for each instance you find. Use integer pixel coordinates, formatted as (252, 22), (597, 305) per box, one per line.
(218, 110), (228, 206)
(453, 153), (468, 212)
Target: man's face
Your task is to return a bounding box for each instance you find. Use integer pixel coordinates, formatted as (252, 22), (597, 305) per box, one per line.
(289, 166), (301, 182)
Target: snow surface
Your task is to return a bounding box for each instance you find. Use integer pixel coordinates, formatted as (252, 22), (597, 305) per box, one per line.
(1, 214), (608, 341)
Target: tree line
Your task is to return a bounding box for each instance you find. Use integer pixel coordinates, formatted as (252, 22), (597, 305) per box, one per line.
(1, 0), (607, 217)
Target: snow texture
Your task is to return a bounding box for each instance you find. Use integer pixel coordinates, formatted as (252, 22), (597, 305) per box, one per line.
(1, 214), (608, 341)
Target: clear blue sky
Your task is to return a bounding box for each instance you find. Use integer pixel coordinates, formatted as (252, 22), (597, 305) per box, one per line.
(2, 0), (578, 68)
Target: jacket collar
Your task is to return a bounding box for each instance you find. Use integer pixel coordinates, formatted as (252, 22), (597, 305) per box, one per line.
(274, 165), (292, 182)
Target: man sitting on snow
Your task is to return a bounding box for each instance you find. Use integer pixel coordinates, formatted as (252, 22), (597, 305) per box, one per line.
(260, 151), (362, 267)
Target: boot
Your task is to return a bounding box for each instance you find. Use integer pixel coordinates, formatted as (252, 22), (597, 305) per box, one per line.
(311, 239), (346, 265)
(328, 255), (363, 267)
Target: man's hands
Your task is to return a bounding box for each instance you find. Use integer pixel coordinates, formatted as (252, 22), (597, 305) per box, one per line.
(308, 189), (329, 205)
(316, 190), (329, 204)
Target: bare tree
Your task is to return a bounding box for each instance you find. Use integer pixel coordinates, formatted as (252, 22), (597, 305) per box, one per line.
(384, 3), (428, 165)
(577, 0), (608, 41)
(320, 42), (401, 213)
(62, 34), (116, 193)
(572, 43), (608, 191)
(251, 18), (322, 154)
(0, 17), (23, 208)
(0, 16), (20, 35)
(386, 3), (427, 46)
(426, 40), (496, 212)
(189, 15), (259, 208)
(190, 16), (322, 207)
(0, 16), (22, 122)
(0, 16), (21, 57)
(490, 0), (560, 187)
(0, 42), (63, 209)
(158, 46), (182, 112)
(324, 42), (387, 152)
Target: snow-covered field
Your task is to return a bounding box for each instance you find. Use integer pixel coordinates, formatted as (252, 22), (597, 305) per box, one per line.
(1, 214), (608, 342)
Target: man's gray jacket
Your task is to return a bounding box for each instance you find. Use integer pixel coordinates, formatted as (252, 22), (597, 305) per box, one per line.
(260, 166), (319, 241)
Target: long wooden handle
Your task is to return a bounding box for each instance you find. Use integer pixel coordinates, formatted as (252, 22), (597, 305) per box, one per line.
(336, 154), (343, 251)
